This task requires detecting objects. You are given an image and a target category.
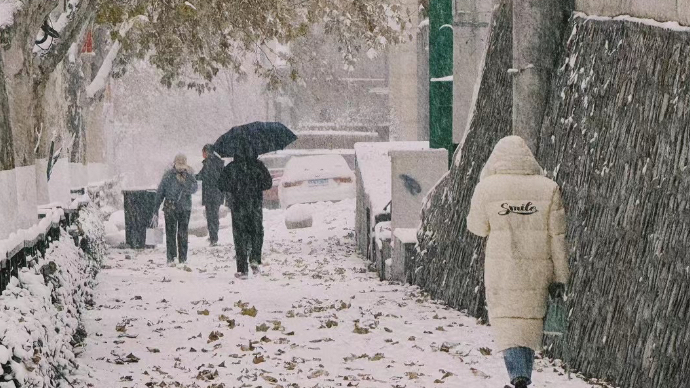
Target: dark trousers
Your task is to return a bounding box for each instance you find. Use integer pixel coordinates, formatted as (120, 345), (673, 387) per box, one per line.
(164, 209), (191, 263)
(231, 197), (264, 273)
(205, 202), (221, 243)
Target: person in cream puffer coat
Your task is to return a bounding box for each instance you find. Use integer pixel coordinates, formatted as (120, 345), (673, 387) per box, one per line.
(467, 136), (569, 388)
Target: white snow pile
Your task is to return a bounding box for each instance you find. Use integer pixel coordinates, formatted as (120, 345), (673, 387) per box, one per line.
(0, 210), (106, 387)
(285, 203), (314, 229)
(87, 178), (123, 217)
(75, 204), (108, 267)
(0, 232), (96, 387)
(104, 210), (126, 248)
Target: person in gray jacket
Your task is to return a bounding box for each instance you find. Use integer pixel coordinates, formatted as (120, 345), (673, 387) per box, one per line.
(196, 144), (225, 246)
(152, 154), (198, 266)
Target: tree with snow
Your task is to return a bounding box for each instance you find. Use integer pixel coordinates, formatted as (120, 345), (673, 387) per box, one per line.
(0, 0), (410, 233)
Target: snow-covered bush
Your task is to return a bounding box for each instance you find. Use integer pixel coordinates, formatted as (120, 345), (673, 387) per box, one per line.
(86, 178), (123, 222)
(75, 204), (108, 270)
(0, 220), (105, 386)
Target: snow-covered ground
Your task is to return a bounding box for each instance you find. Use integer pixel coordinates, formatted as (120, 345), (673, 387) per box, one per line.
(73, 199), (595, 388)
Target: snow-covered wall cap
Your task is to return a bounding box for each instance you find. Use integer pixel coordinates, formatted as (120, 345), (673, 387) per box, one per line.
(0, 1), (22, 31)
(0, 207), (65, 260)
(574, 12), (690, 32)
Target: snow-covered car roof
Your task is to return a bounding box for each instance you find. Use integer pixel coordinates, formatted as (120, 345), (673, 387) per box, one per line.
(282, 154), (353, 182)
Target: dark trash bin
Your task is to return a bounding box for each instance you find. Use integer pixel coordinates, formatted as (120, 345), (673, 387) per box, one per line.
(123, 189), (157, 249)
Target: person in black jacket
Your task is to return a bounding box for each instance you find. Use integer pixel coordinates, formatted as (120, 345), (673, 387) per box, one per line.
(196, 144), (225, 246)
(218, 143), (272, 279)
(152, 154), (198, 266)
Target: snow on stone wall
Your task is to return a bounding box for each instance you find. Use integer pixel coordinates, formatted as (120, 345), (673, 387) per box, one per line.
(0, 208), (105, 387)
(576, 0), (690, 26)
(537, 14), (690, 388)
(413, 7), (690, 388)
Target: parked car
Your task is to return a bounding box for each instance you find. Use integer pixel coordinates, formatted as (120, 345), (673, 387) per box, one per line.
(278, 155), (356, 209)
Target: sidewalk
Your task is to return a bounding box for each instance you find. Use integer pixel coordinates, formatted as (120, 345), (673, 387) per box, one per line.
(73, 200), (593, 387)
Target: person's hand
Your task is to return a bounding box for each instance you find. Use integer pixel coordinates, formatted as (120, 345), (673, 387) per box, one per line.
(548, 282), (566, 300)
(149, 214), (159, 228)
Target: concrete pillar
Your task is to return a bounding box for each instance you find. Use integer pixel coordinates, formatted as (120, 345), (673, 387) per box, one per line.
(452, 0), (493, 144)
(417, 8), (431, 141)
(512, 0), (563, 153)
(388, 0), (420, 141)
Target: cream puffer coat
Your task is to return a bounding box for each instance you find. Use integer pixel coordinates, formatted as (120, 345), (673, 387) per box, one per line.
(466, 136), (569, 352)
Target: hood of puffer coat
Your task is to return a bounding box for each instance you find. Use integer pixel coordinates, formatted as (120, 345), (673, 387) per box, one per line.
(480, 136), (543, 181)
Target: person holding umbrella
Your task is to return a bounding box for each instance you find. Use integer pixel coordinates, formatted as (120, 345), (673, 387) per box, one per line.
(218, 140), (273, 278)
(213, 122), (297, 279)
(466, 136), (569, 388)
(196, 144), (225, 246)
(152, 154), (198, 266)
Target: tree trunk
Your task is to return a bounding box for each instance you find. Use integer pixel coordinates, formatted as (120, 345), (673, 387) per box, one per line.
(0, 60), (15, 172)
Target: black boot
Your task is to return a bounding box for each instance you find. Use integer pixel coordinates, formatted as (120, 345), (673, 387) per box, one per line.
(512, 377), (529, 388)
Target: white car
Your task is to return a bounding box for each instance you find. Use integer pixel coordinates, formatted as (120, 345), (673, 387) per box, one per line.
(278, 154), (356, 209)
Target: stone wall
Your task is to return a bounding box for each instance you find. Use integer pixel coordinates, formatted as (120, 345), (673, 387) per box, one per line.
(537, 15), (690, 388)
(411, 0), (513, 319)
(412, 8), (690, 388)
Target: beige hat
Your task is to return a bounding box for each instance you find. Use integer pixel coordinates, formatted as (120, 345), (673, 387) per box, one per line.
(174, 154), (188, 171)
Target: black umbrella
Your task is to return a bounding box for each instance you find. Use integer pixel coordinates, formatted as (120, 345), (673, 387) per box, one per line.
(213, 122), (297, 158)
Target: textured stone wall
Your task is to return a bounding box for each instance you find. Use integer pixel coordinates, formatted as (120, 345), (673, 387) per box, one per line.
(413, 9), (690, 388)
(538, 15), (690, 388)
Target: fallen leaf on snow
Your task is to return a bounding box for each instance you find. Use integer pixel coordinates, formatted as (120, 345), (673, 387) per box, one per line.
(208, 331), (224, 343)
(470, 367), (491, 379)
(308, 369), (329, 379)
